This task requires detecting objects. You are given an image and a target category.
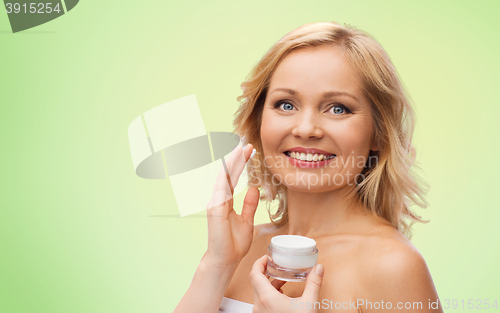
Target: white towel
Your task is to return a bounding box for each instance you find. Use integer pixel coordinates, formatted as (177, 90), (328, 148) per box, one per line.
(219, 297), (254, 313)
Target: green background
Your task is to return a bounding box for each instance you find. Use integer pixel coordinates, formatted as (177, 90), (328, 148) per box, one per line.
(1, 0), (499, 312)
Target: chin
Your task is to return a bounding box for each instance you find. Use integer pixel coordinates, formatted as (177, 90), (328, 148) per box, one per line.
(281, 181), (338, 193)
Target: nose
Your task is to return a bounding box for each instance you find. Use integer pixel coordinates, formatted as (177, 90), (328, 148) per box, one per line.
(291, 109), (324, 140)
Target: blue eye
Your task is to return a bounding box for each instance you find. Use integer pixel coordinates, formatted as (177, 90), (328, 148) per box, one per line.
(330, 104), (351, 115)
(274, 100), (351, 115)
(274, 100), (294, 111)
(333, 106), (344, 114)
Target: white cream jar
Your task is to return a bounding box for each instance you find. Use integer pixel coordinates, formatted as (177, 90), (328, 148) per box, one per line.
(267, 235), (318, 282)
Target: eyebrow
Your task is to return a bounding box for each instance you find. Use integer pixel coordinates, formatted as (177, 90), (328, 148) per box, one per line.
(270, 87), (359, 101)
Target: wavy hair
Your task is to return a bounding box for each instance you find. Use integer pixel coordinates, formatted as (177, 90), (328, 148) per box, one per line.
(232, 21), (430, 239)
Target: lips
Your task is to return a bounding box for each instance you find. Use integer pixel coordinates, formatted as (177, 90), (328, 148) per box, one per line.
(284, 151), (336, 168)
(284, 146), (335, 157)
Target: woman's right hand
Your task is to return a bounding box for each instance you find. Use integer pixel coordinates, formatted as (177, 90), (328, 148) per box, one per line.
(203, 143), (260, 270)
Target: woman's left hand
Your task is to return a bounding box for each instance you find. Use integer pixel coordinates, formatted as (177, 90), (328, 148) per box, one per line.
(250, 255), (324, 313)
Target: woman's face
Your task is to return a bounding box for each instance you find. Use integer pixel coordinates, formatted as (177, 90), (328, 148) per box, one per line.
(260, 45), (378, 192)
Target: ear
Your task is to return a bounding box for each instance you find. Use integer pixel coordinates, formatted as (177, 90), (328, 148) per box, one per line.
(370, 141), (379, 152)
(369, 133), (379, 152)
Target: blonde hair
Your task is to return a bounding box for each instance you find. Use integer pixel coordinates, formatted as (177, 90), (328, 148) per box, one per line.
(232, 21), (429, 238)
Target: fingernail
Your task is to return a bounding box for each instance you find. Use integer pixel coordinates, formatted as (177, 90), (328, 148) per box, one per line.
(315, 264), (324, 277)
(250, 148), (256, 158)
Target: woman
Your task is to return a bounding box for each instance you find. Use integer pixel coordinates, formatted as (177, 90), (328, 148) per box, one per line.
(174, 21), (442, 313)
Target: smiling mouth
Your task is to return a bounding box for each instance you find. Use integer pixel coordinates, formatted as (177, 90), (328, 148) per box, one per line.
(284, 151), (336, 162)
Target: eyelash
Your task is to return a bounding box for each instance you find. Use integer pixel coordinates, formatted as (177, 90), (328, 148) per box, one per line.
(273, 100), (352, 115)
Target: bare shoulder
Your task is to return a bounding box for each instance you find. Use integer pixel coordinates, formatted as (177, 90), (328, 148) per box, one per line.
(352, 227), (442, 312)
(357, 228), (427, 285)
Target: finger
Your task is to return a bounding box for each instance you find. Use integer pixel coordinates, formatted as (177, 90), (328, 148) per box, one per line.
(241, 187), (260, 224)
(218, 144), (245, 191)
(302, 264), (324, 302)
(249, 255), (280, 298)
(221, 157), (235, 195)
(225, 143), (253, 190)
(207, 144), (245, 212)
(271, 279), (287, 291)
(208, 144), (251, 211)
(223, 143), (248, 176)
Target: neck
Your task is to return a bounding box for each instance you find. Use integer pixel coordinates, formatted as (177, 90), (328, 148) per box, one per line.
(280, 184), (373, 238)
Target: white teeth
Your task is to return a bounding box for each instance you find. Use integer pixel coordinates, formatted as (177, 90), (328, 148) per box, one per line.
(286, 152), (335, 162)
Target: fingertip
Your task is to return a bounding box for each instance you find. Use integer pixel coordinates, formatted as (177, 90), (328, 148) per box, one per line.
(302, 264), (324, 300)
(314, 264), (324, 277)
(256, 254), (267, 267)
(249, 186), (260, 195)
(251, 254), (268, 273)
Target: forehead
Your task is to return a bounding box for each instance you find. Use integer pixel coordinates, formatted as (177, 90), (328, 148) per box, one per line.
(268, 45), (364, 98)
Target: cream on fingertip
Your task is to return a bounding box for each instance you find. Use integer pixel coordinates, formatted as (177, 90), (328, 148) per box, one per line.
(250, 148), (256, 158)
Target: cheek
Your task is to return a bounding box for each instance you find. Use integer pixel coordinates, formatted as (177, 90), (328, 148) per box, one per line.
(260, 111), (285, 150)
(333, 118), (374, 152)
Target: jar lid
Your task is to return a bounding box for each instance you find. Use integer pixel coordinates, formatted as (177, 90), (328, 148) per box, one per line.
(270, 235), (317, 254)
